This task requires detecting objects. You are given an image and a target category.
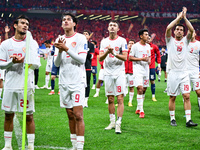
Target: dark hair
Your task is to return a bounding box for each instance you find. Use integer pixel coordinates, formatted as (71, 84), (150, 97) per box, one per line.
(83, 30), (91, 35)
(138, 29), (149, 39)
(44, 40), (51, 44)
(91, 40), (97, 45)
(61, 13), (77, 30)
(129, 39), (135, 43)
(109, 20), (120, 28)
(13, 14), (30, 31)
(174, 23), (185, 32)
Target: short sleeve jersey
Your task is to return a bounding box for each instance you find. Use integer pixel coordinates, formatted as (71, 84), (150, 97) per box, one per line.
(100, 36), (128, 76)
(129, 42), (151, 76)
(165, 36), (190, 71)
(187, 40), (200, 69)
(54, 33), (88, 88)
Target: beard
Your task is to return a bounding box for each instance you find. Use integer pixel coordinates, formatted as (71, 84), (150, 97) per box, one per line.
(19, 31), (26, 35)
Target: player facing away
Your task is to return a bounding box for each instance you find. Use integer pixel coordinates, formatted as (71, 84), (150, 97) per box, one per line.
(125, 39), (135, 107)
(40, 40), (53, 89)
(54, 13), (87, 150)
(165, 7), (197, 127)
(129, 29), (151, 118)
(187, 31), (200, 111)
(0, 15), (41, 150)
(99, 20), (128, 134)
(147, 35), (161, 101)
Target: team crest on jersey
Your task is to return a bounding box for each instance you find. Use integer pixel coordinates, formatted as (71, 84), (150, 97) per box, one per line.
(115, 47), (119, 51)
(22, 47), (26, 53)
(195, 46), (198, 50)
(71, 42), (76, 48)
(147, 50), (149, 53)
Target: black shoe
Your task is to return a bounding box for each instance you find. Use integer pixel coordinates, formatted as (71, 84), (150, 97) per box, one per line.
(158, 79), (160, 82)
(165, 79), (167, 82)
(186, 120), (198, 127)
(170, 119), (177, 126)
(198, 100), (200, 111)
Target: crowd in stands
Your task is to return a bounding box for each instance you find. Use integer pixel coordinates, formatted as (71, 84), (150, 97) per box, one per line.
(0, 16), (200, 47)
(2, 0), (200, 13)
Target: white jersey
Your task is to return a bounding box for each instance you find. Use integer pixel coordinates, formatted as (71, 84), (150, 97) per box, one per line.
(166, 36), (190, 71)
(187, 40), (200, 69)
(129, 42), (151, 76)
(54, 33), (87, 88)
(100, 36), (128, 76)
(46, 46), (53, 63)
(0, 36), (40, 90)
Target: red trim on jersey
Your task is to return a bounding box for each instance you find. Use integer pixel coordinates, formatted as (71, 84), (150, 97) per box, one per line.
(190, 40), (196, 43)
(78, 52), (87, 54)
(139, 41), (146, 46)
(64, 32), (77, 38)
(109, 35), (119, 41)
(86, 69), (91, 71)
(122, 50), (128, 52)
(54, 55), (57, 56)
(66, 56), (70, 58)
(0, 59), (6, 62)
(12, 36), (26, 42)
(4, 136), (12, 138)
(3, 105), (10, 108)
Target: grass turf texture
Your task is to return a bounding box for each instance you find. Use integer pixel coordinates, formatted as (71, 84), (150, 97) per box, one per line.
(0, 58), (200, 150)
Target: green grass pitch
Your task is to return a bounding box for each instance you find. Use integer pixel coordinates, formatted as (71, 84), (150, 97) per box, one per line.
(0, 58), (200, 150)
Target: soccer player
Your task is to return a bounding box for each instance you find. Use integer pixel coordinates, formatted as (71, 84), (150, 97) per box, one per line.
(159, 47), (168, 82)
(125, 39), (135, 106)
(129, 29), (151, 118)
(41, 40), (53, 89)
(0, 15), (40, 150)
(99, 20), (128, 134)
(165, 7), (197, 127)
(147, 35), (161, 101)
(187, 31), (200, 111)
(54, 13), (87, 150)
(91, 40), (99, 90)
(83, 30), (94, 107)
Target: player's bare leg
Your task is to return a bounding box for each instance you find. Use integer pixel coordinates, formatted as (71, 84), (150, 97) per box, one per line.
(0, 79), (3, 100)
(195, 89), (200, 111)
(93, 80), (103, 97)
(105, 95), (115, 130)
(73, 106), (85, 149)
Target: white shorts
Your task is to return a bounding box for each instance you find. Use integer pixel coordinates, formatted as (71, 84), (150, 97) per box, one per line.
(46, 60), (53, 72)
(59, 84), (85, 108)
(104, 74), (126, 96)
(1, 89), (35, 113)
(126, 74), (134, 87)
(188, 69), (200, 91)
(0, 69), (5, 80)
(98, 69), (104, 81)
(167, 70), (190, 96)
(134, 74), (149, 88)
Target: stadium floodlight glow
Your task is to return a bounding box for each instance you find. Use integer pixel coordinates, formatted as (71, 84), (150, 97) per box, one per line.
(89, 14), (94, 17)
(114, 15), (119, 18)
(9, 13), (12, 17)
(120, 15), (128, 19)
(122, 15), (138, 21)
(1, 13), (4, 17)
(76, 14), (84, 18)
(189, 19), (198, 22)
(99, 15), (110, 20)
(90, 15), (102, 20)
(83, 17), (87, 20)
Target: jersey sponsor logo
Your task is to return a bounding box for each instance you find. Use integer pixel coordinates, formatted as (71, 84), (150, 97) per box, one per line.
(22, 47), (26, 53)
(84, 44), (88, 51)
(71, 42), (76, 48)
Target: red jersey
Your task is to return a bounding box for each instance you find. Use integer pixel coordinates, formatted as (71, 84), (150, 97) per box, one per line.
(149, 43), (161, 69)
(91, 48), (99, 66)
(125, 49), (133, 74)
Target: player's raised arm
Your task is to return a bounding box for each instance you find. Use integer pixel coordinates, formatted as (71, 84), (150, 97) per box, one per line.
(165, 11), (183, 38)
(182, 7), (194, 40)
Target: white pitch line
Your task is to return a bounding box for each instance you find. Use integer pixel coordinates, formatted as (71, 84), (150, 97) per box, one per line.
(14, 114), (25, 150)
(35, 146), (71, 150)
